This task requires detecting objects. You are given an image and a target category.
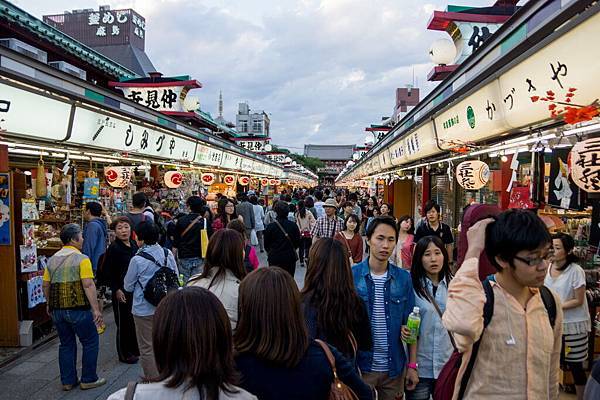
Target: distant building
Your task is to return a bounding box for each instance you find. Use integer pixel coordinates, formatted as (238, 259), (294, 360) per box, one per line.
(236, 102), (270, 137)
(43, 6), (155, 76)
(304, 144), (355, 185)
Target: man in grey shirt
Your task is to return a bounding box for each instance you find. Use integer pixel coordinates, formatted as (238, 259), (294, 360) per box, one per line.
(236, 192), (256, 237)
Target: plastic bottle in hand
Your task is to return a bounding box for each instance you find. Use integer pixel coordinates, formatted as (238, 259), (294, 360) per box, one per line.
(404, 307), (421, 344)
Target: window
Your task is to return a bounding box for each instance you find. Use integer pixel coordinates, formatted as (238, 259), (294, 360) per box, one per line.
(253, 120), (263, 133)
(239, 121), (248, 133)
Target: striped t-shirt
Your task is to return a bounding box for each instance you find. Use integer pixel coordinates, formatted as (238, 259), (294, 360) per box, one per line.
(370, 271), (389, 372)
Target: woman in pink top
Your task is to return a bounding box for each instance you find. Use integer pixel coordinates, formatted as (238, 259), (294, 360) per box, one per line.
(391, 215), (415, 269)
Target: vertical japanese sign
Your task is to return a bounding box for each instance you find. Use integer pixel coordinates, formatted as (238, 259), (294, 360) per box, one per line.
(0, 174), (11, 245)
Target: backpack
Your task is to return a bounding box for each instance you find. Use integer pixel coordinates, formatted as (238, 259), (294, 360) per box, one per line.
(433, 280), (556, 400)
(136, 248), (180, 307)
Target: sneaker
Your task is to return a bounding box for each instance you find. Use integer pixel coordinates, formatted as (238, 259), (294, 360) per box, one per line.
(62, 381), (79, 391)
(80, 378), (106, 390)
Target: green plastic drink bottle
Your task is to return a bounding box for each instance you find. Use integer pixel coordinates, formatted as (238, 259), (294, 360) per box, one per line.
(404, 307), (421, 344)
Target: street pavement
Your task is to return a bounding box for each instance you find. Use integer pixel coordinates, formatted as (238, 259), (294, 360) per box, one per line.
(0, 250), (305, 400)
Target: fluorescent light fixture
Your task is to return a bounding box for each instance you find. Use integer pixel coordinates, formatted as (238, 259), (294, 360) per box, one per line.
(562, 122), (600, 136)
(0, 141), (82, 154)
(8, 149), (49, 156)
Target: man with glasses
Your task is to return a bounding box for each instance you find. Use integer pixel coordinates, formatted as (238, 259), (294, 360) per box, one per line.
(442, 209), (563, 400)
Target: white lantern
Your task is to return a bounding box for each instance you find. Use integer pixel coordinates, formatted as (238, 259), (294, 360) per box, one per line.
(164, 171), (183, 189)
(455, 160), (490, 190)
(570, 137), (600, 192)
(264, 144), (272, 152)
(429, 39), (457, 66)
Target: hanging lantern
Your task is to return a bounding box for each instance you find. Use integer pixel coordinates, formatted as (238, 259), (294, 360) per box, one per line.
(164, 171), (183, 189)
(261, 178), (269, 186)
(201, 173), (215, 186)
(238, 176), (250, 186)
(570, 137), (600, 192)
(273, 179), (281, 186)
(455, 160), (490, 190)
(223, 174), (236, 186)
(104, 166), (132, 188)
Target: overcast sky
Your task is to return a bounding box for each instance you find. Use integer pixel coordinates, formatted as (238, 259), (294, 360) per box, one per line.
(17, 0), (511, 153)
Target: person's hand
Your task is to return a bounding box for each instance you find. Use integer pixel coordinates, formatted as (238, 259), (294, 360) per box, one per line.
(465, 218), (495, 260)
(93, 309), (103, 326)
(116, 289), (127, 303)
(405, 367), (419, 391)
(401, 325), (411, 342)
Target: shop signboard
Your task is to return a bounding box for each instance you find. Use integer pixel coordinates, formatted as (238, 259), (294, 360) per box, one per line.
(241, 158), (253, 172)
(455, 160), (490, 190)
(498, 12), (600, 129)
(570, 137), (600, 193)
(265, 153), (287, 164)
(0, 82), (71, 141)
(195, 144), (223, 166)
(220, 151), (243, 170)
(403, 122), (439, 163)
(389, 139), (406, 166)
(70, 107), (196, 161)
(434, 82), (509, 151)
(237, 138), (270, 152)
(378, 148), (393, 170)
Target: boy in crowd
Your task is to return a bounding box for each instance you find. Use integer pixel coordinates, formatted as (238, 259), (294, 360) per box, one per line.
(352, 216), (418, 399)
(443, 209), (562, 399)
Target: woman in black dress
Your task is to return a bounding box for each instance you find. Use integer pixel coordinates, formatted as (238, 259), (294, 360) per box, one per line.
(104, 216), (139, 363)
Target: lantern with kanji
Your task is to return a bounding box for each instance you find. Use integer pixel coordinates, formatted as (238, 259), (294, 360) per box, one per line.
(455, 160), (490, 190)
(104, 166), (132, 188)
(164, 171), (183, 189)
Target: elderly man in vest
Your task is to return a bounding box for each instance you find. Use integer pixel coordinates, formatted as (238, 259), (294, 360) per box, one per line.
(42, 224), (106, 391)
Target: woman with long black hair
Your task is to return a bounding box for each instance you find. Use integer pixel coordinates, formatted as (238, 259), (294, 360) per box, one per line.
(301, 238), (371, 360)
(212, 198), (241, 232)
(404, 236), (454, 400)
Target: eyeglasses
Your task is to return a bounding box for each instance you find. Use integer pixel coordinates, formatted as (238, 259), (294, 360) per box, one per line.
(513, 253), (553, 267)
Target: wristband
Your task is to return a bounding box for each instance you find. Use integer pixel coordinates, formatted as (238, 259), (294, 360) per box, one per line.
(407, 362), (418, 370)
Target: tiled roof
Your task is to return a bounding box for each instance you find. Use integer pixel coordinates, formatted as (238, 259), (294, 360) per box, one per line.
(304, 144), (355, 160)
(0, 0), (137, 79)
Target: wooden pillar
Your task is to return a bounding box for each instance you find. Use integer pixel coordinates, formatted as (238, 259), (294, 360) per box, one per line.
(0, 145), (19, 346)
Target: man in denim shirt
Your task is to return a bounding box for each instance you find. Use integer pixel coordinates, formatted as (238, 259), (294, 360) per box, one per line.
(353, 216), (418, 400)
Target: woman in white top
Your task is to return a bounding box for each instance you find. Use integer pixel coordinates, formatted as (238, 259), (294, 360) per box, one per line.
(249, 195), (265, 253)
(187, 229), (247, 330)
(295, 200), (316, 267)
(544, 232), (590, 400)
(107, 286), (256, 400)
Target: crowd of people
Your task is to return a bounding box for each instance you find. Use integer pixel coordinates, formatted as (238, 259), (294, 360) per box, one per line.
(39, 188), (600, 400)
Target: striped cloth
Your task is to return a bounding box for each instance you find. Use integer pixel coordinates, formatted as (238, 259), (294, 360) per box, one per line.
(370, 272), (389, 372)
(564, 333), (588, 363)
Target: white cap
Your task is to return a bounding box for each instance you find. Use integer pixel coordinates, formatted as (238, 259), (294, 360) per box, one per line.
(413, 307), (420, 314)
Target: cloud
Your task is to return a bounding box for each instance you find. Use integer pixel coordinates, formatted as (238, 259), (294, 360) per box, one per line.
(19, 0), (488, 153)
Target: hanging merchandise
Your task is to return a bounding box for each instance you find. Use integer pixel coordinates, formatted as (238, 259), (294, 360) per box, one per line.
(238, 176), (250, 186)
(27, 274), (46, 309)
(455, 160), (490, 190)
(164, 171), (183, 189)
(548, 148), (583, 210)
(20, 244), (38, 273)
(223, 174), (236, 186)
(570, 137), (600, 193)
(508, 186), (536, 209)
(530, 150), (545, 204)
(0, 173), (10, 245)
(83, 177), (100, 199)
(104, 166), (133, 188)
(35, 159), (47, 198)
(201, 173), (216, 186)
(260, 178), (269, 186)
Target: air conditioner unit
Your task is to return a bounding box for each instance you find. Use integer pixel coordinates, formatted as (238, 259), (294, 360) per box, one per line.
(48, 61), (87, 80)
(0, 38), (47, 63)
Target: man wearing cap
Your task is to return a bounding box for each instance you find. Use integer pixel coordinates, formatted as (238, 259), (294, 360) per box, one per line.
(311, 198), (344, 243)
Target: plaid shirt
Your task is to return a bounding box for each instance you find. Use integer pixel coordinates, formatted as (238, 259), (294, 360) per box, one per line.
(311, 215), (344, 238)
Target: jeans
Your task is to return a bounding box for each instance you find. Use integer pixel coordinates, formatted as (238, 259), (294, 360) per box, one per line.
(179, 257), (203, 284)
(52, 309), (99, 385)
(299, 237), (312, 264)
(405, 377), (436, 400)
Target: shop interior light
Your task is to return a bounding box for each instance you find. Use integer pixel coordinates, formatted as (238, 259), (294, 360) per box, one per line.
(83, 152), (121, 160)
(0, 141), (82, 154)
(24, 170), (32, 176)
(8, 148), (49, 156)
(562, 122), (600, 136)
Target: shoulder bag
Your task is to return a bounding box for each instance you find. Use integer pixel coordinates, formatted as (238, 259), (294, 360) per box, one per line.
(314, 339), (360, 400)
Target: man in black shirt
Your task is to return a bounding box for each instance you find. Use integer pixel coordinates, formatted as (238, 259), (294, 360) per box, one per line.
(173, 196), (212, 283)
(414, 200), (454, 259)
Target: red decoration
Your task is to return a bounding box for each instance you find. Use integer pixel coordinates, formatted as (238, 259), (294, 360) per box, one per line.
(530, 87), (599, 125)
(223, 174), (235, 186)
